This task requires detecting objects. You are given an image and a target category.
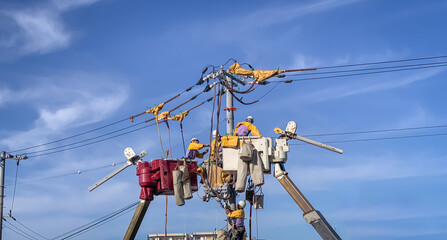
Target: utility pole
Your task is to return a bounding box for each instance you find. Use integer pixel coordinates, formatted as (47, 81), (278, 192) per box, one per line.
(0, 151), (5, 240)
(224, 73), (236, 212)
(0, 151), (27, 240)
(225, 74), (234, 136)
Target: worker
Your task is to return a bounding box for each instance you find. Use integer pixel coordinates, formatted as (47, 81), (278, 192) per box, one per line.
(185, 138), (209, 159)
(210, 130), (222, 158)
(234, 116), (262, 137)
(225, 200), (246, 240)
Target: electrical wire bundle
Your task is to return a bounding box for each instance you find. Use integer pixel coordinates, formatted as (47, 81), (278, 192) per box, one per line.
(3, 55), (447, 239)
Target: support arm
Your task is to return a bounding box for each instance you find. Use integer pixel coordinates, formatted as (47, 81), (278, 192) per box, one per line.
(274, 164), (341, 240)
(123, 200), (151, 240)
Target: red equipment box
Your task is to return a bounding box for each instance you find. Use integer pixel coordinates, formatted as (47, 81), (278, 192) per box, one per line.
(136, 159), (198, 198)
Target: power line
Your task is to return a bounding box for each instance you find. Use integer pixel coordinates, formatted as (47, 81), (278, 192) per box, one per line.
(3, 218), (40, 240)
(50, 201), (138, 240)
(23, 121), (147, 155)
(25, 94), (214, 158)
(272, 63), (447, 83)
(302, 124), (447, 137)
(62, 205), (137, 240)
(5, 161), (126, 186)
(7, 82), (207, 155)
(7, 117), (129, 154)
(291, 132), (447, 146)
(3, 225), (36, 240)
(284, 61), (447, 77)
(13, 218), (49, 240)
(26, 122), (157, 158)
(317, 55), (447, 70)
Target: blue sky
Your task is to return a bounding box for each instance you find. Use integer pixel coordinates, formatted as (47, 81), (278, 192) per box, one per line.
(1, 0), (447, 239)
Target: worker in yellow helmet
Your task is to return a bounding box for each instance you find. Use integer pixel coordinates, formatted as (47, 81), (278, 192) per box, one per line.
(225, 200), (246, 240)
(210, 130), (223, 158)
(234, 116), (262, 137)
(185, 138), (209, 159)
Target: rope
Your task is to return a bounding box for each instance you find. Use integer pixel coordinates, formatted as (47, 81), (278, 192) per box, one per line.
(249, 201), (253, 240)
(155, 114), (167, 159)
(164, 196), (168, 240)
(256, 208), (259, 240)
(166, 121), (173, 158)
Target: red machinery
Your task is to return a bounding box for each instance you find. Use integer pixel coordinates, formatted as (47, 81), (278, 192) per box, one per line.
(88, 148), (198, 240)
(136, 159), (198, 200)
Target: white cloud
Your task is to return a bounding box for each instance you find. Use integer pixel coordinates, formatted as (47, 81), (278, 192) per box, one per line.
(52, 0), (101, 11)
(1, 0), (100, 56)
(334, 205), (447, 222)
(182, 0), (360, 44)
(7, 9), (70, 55)
(303, 68), (443, 102)
(285, 153), (447, 190)
(0, 72), (129, 150)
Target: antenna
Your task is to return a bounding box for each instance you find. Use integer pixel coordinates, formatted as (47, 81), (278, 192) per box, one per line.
(88, 147), (147, 192)
(274, 121), (343, 154)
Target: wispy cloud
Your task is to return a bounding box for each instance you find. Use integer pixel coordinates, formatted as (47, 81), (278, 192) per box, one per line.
(302, 68), (444, 102)
(0, 0), (100, 57)
(52, 0), (101, 11)
(334, 204), (447, 222)
(6, 9), (70, 55)
(180, 0), (360, 44)
(0, 72), (129, 150)
(285, 153), (447, 190)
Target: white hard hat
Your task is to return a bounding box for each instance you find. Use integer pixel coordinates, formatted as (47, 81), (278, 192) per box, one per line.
(191, 138), (198, 142)
(212, 130), (218, 138)
(246, 116), (254, 123)
(238, 200), (246, 209)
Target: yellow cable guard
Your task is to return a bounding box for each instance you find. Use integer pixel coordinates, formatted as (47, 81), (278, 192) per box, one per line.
(146, 103), (165, 116)
(170, 111), (189, 122)
(274, 127), (282, 134)
(228, 62), (285, 83)
(157, 111), (171, 121)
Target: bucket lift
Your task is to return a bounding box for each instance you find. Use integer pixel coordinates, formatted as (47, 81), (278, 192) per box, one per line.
(221, 121), (343, 240)
(88, 148), (198, 240)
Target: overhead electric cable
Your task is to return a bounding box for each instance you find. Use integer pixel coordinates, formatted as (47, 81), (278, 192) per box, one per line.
(23, 121), (146, 155)
(63, 206), (136, 239)
(13, 218), (49, 240)
(7, 117), (129, 154)
(317, 55), (447, 70)
(26, 97), (213, 158)
(4, 225), (36, 240)
(302, 124), (447, 137)
(257, 82), (281, 101)
(291, 132), (447, 146)
(50, 201), (138, 240)
(271, 63), (447, 83)
(284, 61), (447, 77)
(9, 81), (208, 154)
(5, 161), (126, 186)
(26, 123), (157, 158)
(3, 219), (40, 240)
(24, 95), (213, 158)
